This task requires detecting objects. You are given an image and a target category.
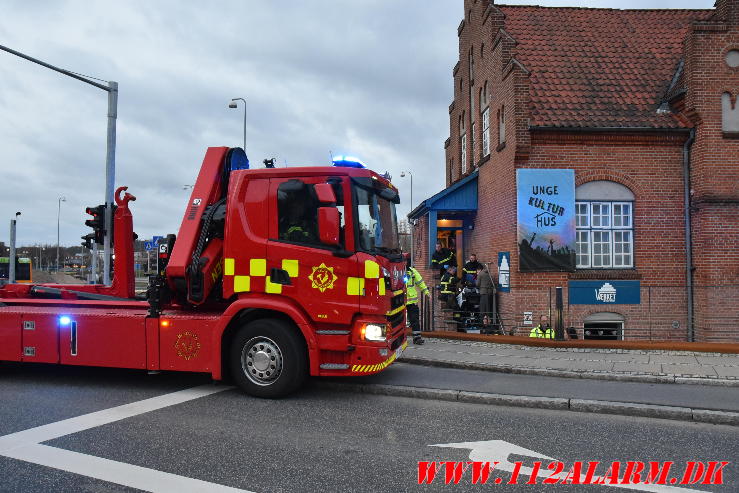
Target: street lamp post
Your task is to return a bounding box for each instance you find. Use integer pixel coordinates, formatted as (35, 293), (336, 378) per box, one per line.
(57, 196), (66, 271)
(0, 44), (118, 286)
(228, 98), (247, 150)
(400, 171), (414, 263)
(9, 212), (21, 283)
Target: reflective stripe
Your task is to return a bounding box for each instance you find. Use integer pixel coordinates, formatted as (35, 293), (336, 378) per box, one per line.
(250, 259), (266, 277)
(386, 304), (405, 317)
(265, 277), (282, 294)
(351, 341), (407, 373)
(224, 258), (298, 295)
(347, 277), (364, 296)
(364, 260), (380, 279)
(282, 259), (299, 277)
(234, 275), (250, 292)
(224, 258), (235, 276)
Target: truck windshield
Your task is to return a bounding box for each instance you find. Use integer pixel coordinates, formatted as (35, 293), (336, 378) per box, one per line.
(353, 179), (400, 256)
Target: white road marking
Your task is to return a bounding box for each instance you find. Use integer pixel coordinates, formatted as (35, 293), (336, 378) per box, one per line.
(4, 444), (247, 493)
(432, 440), (706, 493)
(0, 384), (254, 493)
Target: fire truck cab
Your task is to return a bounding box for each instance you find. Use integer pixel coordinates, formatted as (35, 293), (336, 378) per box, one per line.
(0, 147), (407, 397)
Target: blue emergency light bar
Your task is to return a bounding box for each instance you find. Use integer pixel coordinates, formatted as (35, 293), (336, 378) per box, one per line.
(332, 155), (366, 168)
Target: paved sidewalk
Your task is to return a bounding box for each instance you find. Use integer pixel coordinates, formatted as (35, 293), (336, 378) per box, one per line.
(400, 338), (739, 385)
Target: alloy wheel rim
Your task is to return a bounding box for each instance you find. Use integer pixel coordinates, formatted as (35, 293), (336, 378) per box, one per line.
(241, 336), (283, 386)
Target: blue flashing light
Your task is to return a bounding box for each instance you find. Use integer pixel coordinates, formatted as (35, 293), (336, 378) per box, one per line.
(403, 274), (409, 284)
(229, 147), (250, 171)
(332, 155), (366, 168)
(59, 316), (71, 326)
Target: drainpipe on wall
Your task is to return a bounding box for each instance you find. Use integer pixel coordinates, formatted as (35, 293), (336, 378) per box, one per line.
(683, 128), (696, 342)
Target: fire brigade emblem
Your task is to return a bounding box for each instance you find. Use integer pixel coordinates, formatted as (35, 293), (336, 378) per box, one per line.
(175, 331), (201, 361)
(309, 263), (337, 292)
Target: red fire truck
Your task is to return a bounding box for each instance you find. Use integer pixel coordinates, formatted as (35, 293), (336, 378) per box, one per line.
(0, 147), (407, 397)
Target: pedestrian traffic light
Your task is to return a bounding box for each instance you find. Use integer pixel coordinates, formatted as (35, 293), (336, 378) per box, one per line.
(84, 205), (105, 245)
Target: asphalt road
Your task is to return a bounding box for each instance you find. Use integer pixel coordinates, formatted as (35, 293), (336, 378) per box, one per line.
(1, 363), (737, 492)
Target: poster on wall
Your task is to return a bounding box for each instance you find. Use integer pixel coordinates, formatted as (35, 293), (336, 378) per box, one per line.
(497, 252), (510, 292)
(516, 169), (576, 272)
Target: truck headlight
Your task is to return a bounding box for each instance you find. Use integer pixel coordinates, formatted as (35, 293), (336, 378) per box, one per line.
(361, 323), (387, 342)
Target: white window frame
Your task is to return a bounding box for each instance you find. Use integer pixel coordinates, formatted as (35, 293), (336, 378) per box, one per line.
(471, 122), (476, 164)
(461, 133), (467, 174)
(482, 108), (490, 156)
(576, 200), (634, 269)
(576, 230), (591, 268)
(498, 106), (506, 145)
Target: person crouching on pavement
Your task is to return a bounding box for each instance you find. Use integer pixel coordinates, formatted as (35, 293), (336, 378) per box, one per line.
(405, 259), (429, 345)
(530, 314), (554, 339)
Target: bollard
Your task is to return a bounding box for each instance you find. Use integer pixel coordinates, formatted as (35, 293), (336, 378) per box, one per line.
(555, 286), (565, 340)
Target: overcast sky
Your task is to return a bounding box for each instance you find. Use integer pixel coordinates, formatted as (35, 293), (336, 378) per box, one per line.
(0, 0), (714, 248)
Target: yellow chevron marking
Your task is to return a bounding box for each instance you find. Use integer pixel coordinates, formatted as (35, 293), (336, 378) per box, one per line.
(386, 305), (405, 317)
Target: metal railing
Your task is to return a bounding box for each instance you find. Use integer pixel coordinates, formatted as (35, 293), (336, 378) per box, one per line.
(420, 284), (739, 342)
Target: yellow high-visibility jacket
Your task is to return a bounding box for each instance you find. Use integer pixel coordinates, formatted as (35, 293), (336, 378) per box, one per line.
(406, 267), (429, 305)
(529, 325), (554, 339)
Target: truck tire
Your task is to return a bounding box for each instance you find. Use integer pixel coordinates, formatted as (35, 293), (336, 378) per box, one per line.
(229, 318), (307, 398)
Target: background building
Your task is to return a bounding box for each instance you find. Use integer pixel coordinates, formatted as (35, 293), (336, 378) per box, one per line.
(410, 0), (739, 341)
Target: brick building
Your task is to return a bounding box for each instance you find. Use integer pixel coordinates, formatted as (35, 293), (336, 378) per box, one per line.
(410, 0), (739, 342)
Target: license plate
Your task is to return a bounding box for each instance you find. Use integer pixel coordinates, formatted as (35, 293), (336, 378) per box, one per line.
(395, 340), (408, 359)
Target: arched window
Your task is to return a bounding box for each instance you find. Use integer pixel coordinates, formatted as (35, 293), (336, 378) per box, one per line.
(575, 181), (635, 268)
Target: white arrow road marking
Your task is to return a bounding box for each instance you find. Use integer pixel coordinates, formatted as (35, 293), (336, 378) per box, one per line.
(431, 440), (706, 493)
(0, 384), (253, 493)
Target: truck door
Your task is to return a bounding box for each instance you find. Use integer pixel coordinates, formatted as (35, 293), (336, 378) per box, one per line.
(266, 176), (360, 326)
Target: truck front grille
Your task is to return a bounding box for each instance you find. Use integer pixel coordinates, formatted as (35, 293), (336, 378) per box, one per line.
(387, 309), (405, 333)
(390, 292), (405, 311)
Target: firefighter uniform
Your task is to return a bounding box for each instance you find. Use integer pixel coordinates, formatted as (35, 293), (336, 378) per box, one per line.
(529, 324), (554, 339)
(439, 268), (459, 309)
(462, 258), (483, 283)
(431, 246), (456, 277)
(406, 266), (429, 345)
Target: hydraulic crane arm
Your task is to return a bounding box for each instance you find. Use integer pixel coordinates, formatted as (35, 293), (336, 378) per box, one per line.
(166, 147), (247, 306)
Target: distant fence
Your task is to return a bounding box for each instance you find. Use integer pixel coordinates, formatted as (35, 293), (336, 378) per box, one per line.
(419, 284), (739, 343)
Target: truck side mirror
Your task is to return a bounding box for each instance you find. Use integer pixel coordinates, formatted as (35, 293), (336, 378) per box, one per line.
(318, 207), (340, 246)
(314, 183), (337, 204)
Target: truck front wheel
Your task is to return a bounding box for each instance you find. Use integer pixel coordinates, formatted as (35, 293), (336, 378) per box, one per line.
(229, 318), (307, 398)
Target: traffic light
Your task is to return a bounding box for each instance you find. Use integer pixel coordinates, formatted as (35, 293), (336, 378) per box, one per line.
(84, 205), (105, 245)
(81, 232), (95, 250)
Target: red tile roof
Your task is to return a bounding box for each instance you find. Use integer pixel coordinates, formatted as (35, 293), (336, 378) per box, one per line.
(497, 5), (713, 128)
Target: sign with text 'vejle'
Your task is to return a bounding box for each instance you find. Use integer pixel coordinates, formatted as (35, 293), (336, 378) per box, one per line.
(516, 169), (575, 272)
(568, 281), (641, 305)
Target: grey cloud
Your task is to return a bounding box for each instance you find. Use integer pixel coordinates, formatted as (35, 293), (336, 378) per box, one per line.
(0, 0), (713, 248)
